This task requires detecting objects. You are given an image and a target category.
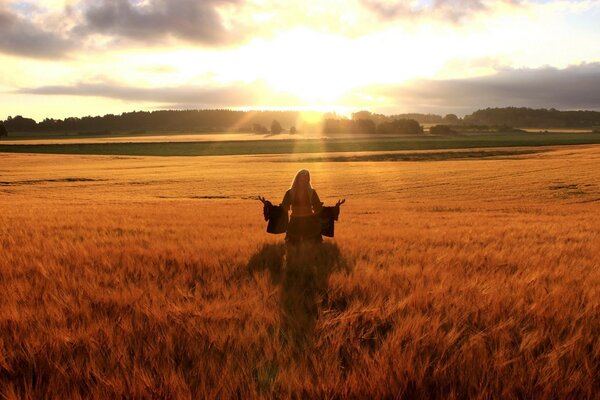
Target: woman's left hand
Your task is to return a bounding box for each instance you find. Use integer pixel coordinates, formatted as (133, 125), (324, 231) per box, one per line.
(258, 196), (269, 205)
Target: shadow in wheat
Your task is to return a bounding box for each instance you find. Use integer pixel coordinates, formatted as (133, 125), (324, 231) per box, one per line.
(248, 242), (349, 354)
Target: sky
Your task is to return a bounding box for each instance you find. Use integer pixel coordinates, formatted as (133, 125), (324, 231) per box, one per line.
(1, 0), (600, 120)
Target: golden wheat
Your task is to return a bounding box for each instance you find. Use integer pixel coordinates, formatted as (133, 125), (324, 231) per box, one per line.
(0, 146), (599, 398)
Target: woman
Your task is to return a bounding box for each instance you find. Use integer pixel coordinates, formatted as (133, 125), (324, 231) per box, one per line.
(280, 169), (324, 243)
(259, 170), (345, 242)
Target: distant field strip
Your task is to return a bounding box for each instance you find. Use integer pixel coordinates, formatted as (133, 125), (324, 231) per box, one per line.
(294, 149), (546, 162)
(0, 177), (102, 186)
(2, 133), (600, 156)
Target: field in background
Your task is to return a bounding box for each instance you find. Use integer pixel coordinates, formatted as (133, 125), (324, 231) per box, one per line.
(1, 146), (599, 398)
(2, 132), (600, 156)
(0, 131), (300, 145)
(3, 128), (596, 144)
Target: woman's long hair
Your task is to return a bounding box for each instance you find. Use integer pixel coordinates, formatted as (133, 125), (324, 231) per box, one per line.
(290, 169), (312, 202)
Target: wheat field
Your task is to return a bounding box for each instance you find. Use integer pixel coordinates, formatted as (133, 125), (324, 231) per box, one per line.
(1, 146), (599, 399)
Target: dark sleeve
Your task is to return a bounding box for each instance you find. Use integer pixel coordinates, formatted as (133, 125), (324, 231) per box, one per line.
(312, 189), (323, 214)
(280, 190), (291, 212)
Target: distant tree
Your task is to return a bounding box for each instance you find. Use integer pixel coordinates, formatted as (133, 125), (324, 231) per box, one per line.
(352, 110), (373, 120)
(356, 119), (376, 134)
(353, 110), (388, 124)
(4, 115), (37, 132)
(391, 113), (443, 124)
(289, 126), (297, 134)
(443, 114), (460, 124)
(377, 119), (423, 135)
(0, 122), (7, 137)
(271, 120), (282, 134)
(430, 125), (457, 135)
(253, 123), (268, 134)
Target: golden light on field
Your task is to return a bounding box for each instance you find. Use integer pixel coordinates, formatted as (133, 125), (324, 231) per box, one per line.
(2, 0), (600, 397)
(1, 146), (599, 397)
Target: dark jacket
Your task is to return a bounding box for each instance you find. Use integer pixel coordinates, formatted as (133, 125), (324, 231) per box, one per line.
(263, 200), (341, 237)
(263, 201), (289, 234)
(280, 188), (323, 216)
(320, 205), (341, 237)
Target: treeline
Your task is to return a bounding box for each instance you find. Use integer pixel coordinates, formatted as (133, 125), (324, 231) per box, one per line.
(353, 108), (600, 128)
(352, 111), (459, 125)
(0, 109), (426, 136)
(323, 117), (423, 135)
(2, 107), (600, 135)
(0, 110), (302, 134)
(463, 108), (600, 128)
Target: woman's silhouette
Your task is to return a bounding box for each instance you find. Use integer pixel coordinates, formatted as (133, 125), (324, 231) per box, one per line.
(258, 169), (346, 244)
(281, 169), (323, 243)
(259, 169), (345, 244)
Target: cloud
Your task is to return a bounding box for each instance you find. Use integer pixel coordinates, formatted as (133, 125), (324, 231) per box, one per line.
(361, 0), (520, 23)
(16, 63), (600, 114)
(353, 63), (600, 114)
(0, 6), (72, 58)
(77, 0), (241, 45)
(0, 0), (245, 57)
(18, 80), (303, 107)
(137, 65), (178, 74)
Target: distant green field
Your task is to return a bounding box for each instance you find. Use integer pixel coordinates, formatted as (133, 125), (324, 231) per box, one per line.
(1, 133), (600, 157)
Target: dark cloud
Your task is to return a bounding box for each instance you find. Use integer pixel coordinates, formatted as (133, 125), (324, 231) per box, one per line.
(361, 0), (519, 23)
(0, 7), (72, 58)
(18, 81), (302, 107)
(78, 0), (240, 45)
(356, 63), (600, 114)
(0, 0), (244, 58)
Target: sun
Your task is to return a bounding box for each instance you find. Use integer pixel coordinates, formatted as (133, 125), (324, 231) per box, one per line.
(117, 28), (441, 112)
(239, 28), (443, 107)
(244, 29), (366, 104)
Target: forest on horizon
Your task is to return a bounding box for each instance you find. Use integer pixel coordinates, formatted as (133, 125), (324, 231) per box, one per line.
(2, 107), (600, 136)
